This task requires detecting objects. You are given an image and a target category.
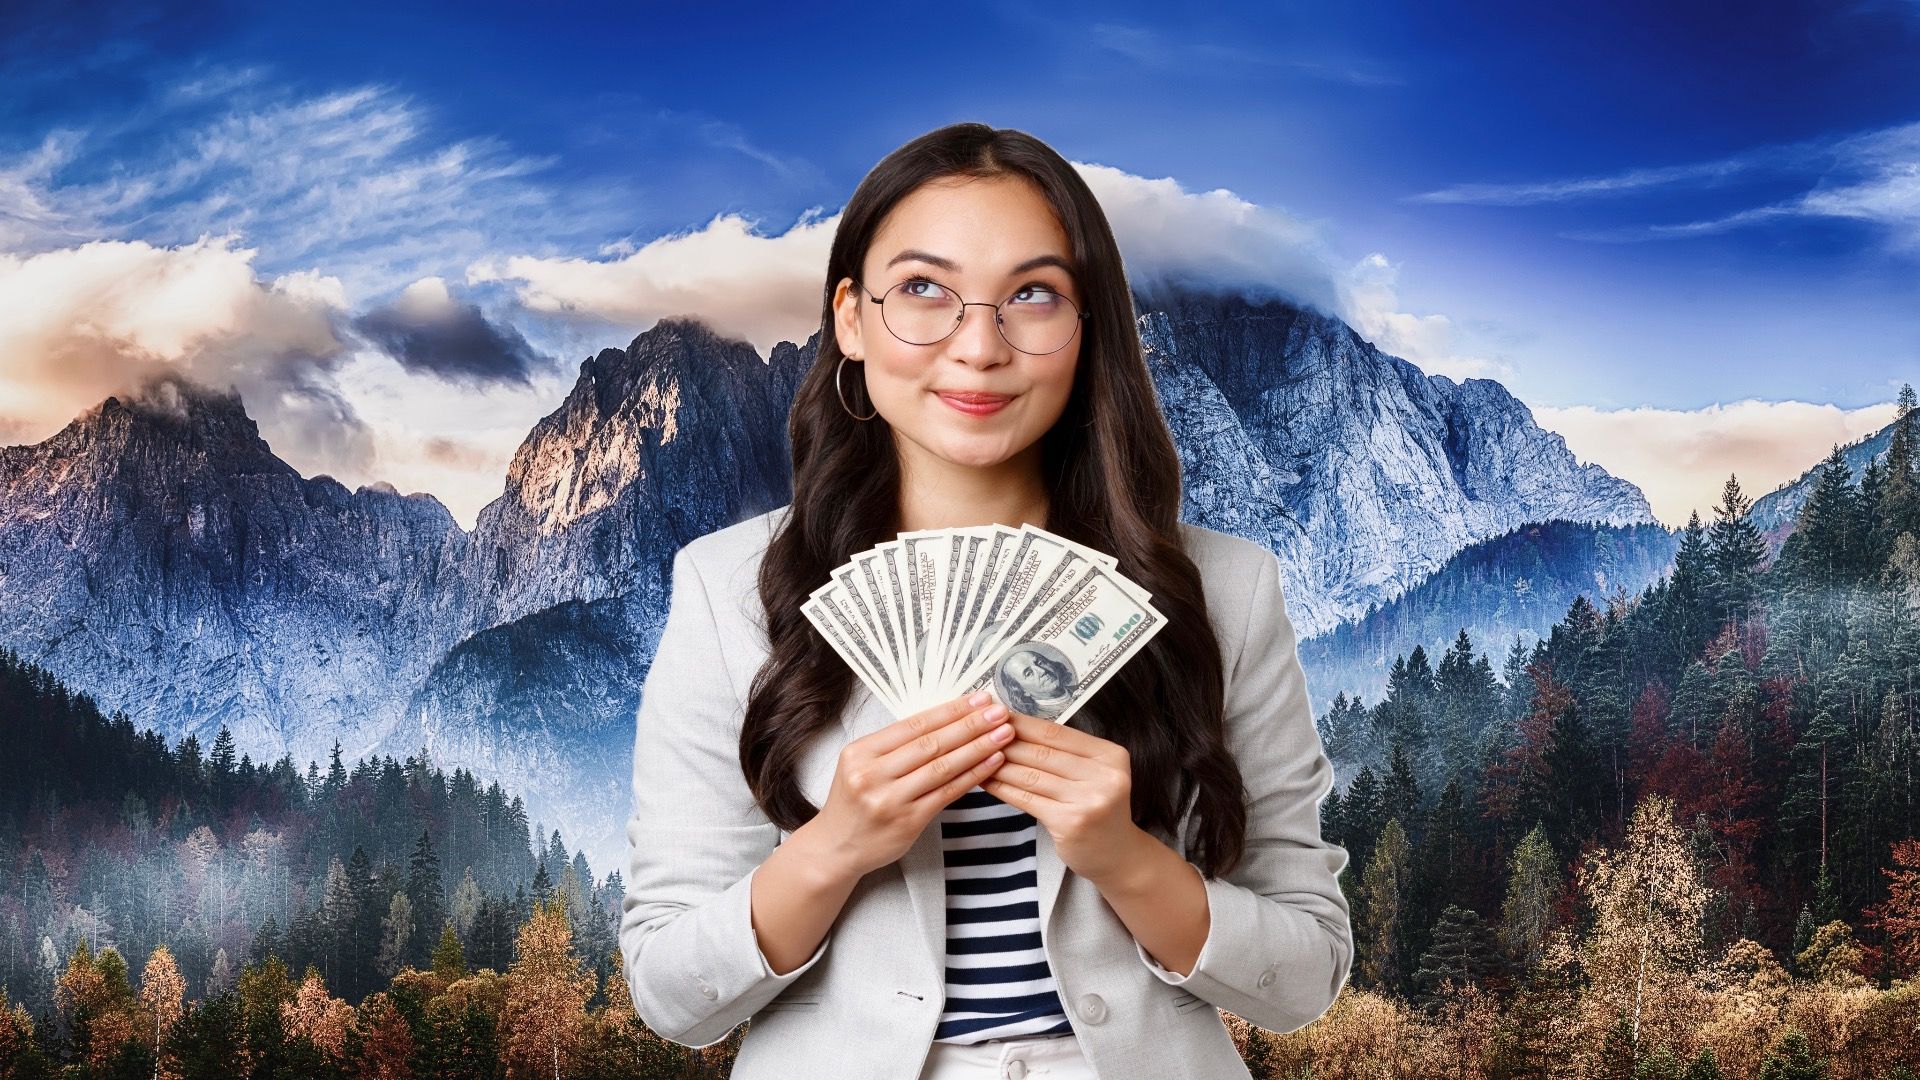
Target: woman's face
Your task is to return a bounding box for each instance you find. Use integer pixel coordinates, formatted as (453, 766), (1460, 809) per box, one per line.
(833, 174), (1082, 474)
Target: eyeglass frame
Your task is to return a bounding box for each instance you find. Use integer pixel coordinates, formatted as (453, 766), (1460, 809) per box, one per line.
(850, 275), (1091, 356)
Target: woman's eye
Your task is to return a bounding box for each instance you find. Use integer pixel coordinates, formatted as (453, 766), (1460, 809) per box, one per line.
(901, 278), (946, 299)
(1011, 286), (1060, 305)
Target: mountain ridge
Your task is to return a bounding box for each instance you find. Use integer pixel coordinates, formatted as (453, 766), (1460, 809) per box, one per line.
(0, 286), (1657, 868)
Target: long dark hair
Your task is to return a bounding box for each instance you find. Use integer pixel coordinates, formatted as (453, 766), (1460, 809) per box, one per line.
(740, 122), (1247, 878)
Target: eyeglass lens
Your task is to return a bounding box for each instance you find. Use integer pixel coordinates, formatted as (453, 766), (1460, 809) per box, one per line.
(879, 280), (1081, 355)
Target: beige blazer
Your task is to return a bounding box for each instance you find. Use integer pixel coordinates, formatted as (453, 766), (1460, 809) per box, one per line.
(619, 503), (1353, 1078)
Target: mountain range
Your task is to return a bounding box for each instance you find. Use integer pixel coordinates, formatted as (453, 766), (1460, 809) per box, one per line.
(0, 286), (1657, 870)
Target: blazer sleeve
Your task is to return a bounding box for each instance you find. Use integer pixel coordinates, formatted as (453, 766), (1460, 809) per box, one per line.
(619, 543), (832, 1048)
(1133, 545), (1355, 1033)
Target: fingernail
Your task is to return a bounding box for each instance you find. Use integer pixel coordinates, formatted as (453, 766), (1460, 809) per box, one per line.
(969, 690), (990, 707)
(984, 703), (1008, 721)
(992, 724), (1014, 741)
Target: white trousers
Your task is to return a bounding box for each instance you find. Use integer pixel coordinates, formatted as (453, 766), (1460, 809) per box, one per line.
(917, 1031), (1098, 1079)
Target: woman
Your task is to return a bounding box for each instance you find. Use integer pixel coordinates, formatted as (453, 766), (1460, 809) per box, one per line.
(619, 122), (1353, 1080)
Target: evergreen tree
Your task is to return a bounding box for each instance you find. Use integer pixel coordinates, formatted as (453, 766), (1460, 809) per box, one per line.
(249, 915), (284, 967)
(1683, 1046), (1725, 1080)
(405, 830), (444, 970)
(1755, 1029), (1829, 1080)
(209, 726), (239, 810)
(1383, 743), (1423, 831)
(1342, 766), (1385, 872)
(431, 922), (466, 983)
(1500, 823), (1560, 971)
(1411, 903), (1499, 1003)
(1356, 818), (1412, 993)
(1871, 383), (1920, 564)
(1787, 445), (1863, 590)
(1707, 474), (1766, 623)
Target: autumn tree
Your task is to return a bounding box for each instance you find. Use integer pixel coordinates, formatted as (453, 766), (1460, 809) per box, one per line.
(56, 940), (139, 1070)
(1356, 818), (1411, 991)
(1864, 837), (1920, 982)
(500, 897), (594, 1079)
(0, 989), (46, 1074)
(423, 969), (509, 1077)
(282, 966), (354, 1061)
(1578, 794), (1710, 1059)
(140, 945), (187, 1078)
(347, 990), (414, 1080)
(1794, 920), (1868, 989)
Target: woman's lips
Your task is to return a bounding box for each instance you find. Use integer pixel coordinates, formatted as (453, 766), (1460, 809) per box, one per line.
(936, 391), (1013, 416)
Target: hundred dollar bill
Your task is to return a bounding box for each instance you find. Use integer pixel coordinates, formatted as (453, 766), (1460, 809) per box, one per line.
(952, 546), (1097, 684)
(947, 526), (1107, 684)
(806, 522), (1163, 721)
(953, 560), (1165, 728)
(802, 594), (904, 716)
(833, 557), (907, 705)
(938, 525), (1025, 692)
(931, 527), (992, 695)
(898, 529), (961, 714)
(869, 540), (919, 709)
(853, 544), (915, 708)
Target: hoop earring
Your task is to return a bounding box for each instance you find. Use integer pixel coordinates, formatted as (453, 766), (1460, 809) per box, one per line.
(836, 355), (877, 421)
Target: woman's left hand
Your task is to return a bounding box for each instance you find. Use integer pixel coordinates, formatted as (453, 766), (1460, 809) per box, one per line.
(982, 709), (1147, 886)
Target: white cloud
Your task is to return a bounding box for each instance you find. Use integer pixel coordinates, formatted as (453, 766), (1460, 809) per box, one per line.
(469, 159), (1458, 371)
(467, 207), (839, 358)
(1531, 399), (1902, 528)
(0, 232), (373, 477)
(1073, 162), (1345, 313)
(1338, 252), (1510, 382)
(329, 345), (570, 529)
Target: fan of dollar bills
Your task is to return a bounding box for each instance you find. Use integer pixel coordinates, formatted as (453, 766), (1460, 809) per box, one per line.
(802, 522), (1165, 727)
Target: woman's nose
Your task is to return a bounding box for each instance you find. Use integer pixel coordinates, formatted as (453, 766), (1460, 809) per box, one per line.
(945, 304), (1011, 366)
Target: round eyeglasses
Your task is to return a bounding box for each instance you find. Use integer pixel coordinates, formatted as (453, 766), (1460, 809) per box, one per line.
(853, 277), (1089, 356)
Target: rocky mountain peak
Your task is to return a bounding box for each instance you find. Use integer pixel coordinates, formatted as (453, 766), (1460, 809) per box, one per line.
(39, 369), (290, 478)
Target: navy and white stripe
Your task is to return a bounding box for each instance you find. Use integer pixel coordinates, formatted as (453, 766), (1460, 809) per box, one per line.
(932, 785), (1075, 1043)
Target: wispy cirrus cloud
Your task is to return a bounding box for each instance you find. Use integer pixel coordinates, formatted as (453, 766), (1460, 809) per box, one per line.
(1410, 120), (1920, 252)
(1407, 134), (1833, 206)
(1087, 21), (1403, 87)
(0, 70), (585, 302)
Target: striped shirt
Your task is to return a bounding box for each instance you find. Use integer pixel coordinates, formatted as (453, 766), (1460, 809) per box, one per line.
(932, 785), (1075, 1043)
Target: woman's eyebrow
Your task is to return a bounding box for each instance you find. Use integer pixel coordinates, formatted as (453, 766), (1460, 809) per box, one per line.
(884, 249), (1075, 276)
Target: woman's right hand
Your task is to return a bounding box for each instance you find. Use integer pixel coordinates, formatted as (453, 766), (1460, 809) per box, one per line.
(806, 691), (1015, 881)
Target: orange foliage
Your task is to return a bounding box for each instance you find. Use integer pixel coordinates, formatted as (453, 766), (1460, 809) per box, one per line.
(281, 968), (354, 1060)
(350, 991), (414, 1080)
(1865, 838), (1920, 982)
(500, 899), (594, 1079)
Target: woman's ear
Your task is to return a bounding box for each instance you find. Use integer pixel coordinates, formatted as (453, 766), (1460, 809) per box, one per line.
(832, 276), (865, 361)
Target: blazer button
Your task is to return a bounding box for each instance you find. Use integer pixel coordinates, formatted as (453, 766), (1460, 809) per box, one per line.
(1257, 968), (1276, 989)
(1078, 992), (1107, 1024)
(698, 980), (717, 1000)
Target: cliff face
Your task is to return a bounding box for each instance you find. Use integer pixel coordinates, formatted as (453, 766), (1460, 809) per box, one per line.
(1142, 292), (1654, 636)
(0, 373), (471, 766)
(0, 291), (1654, 869)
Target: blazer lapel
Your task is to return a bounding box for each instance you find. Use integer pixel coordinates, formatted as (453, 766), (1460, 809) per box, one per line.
(838, 689), (1071, 974)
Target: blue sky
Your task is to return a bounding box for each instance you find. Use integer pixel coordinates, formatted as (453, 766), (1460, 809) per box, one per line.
(2, 0), (1915, 528)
